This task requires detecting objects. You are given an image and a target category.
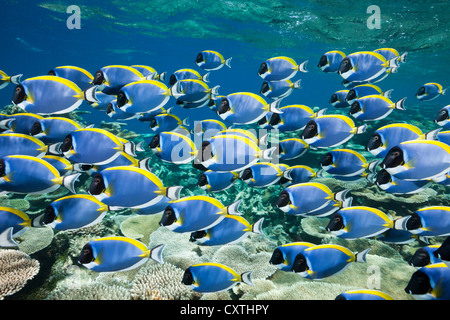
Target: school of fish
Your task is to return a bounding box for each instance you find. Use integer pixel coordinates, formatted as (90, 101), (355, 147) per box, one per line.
(1, 47), (450, 300)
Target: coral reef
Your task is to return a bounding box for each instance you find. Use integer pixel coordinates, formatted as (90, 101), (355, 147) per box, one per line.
(0, 249), (40, 300)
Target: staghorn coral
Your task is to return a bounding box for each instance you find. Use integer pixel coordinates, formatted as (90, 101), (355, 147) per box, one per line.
(0, 249), (40, 300)
(130, 262), (201, 300)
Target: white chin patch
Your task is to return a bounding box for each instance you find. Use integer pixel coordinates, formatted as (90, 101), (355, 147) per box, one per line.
(385, 165), (407, 176)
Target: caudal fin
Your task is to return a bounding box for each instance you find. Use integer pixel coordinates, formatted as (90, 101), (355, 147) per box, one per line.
(355, 248), (371, 263)
(252, 218), (264, 235)
(298, 60), (309, 73)
(9, 74), (22, 85)
(0, 227), (19, 248)
(227, 199), (243, 216)
(394, 97), (407, 110)
(149, 244), (166, 264)
(83, 85), (100, 104)
(224, 57), (232, 68)
(240, 271), (254, 286)
(166, 186), (183, 200)
(62, 173), (81, 193)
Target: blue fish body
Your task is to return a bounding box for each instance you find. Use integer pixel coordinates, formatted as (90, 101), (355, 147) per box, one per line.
(296, 244), (369, 280)
(435, 105), (450, 129)
(319, 50), (346, 73)
(33, 117), (82, 143)
(79, 236), (164, 272)
(118, 80), (171, 114)
(151, 131), (196, 164)
(258, 56), (308, 81)
(336, 290), (394, 300)
(196, 50), (232, 71)
(199, 134), (272, 172)
(345, 84), (390, 104)
(42, 155), (73, 176)
(376, 229), (417, 244)
(283, 165), (317, 185)
(328, 206), (394, 239)
(329, 90), (350, 108)
(374, 48), (407, 64)
(171, 79), (216, 104)
(43, 194), (108, 231)
(279, 182), (348, 217)
(301, 115), (366, 148)
(193, 119), (227, 137)
(217, 92), (281, 125)
(169, 68), (209, 86)
(49, 65), (94, 90)
(416, 83), (447, 101)
(13, 76), (96, 115)
(3, 113), (43, 134)
(338, 51), (397, 83)
(269, 105), (320, 132)
(151, 114), (186, 133)
(367, 123), (427, 158)
(93, 166), (179, 209)
(0, 155), (78, 194)
(437, 130), (450, 145)
(191, 215), (263, 246)
(0, 133), (47, 158)
(383, 140), (450, 181)
(241, 162), (282, 188)
(183, 263), (252, 293)
(377, 174), (431, 194)
(270, 242), (315, 271)
(62, 128), (132, 165)
(0, 206), (31, 247)
(406, 263), (450, 300)
(278, 138), (309, 160)
(399, 207), (450, 237)
(90, 91), (116, 110)
(350, 95), (406, 121)
(199, 170), (239, 192)
(131, 65), (166, 81)
(106, 99), (138, 120)
(94, 65), (145, 95)
(321, 149), (371, 177)
(260, 79), (301, 100)
(161, 196), (238, 233)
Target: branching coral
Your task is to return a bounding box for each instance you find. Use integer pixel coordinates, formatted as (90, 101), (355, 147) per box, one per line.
(0, 249), (40, 300)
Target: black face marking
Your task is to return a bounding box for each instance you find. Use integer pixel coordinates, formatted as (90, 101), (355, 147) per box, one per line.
(381, 146), (404, 169)
(301, 120), (318, 139)
(168, 74), (178, 87)
(260, 81), (270, 94)
(93, 70), (105, 85)
(318, 55), (328, 68)
(59, 134), (73, 153)
(405, 212), (422, 231)
(375, 169), (392, 186)
(48, 70), (56, 76)
(275, 190), (290, 208)
(30, 121), (43, 136)
(41, 205), (57, 225)
(116, 91), (128, 108)
(258, 62), (268, 75)
(349, 101), (361, 114)
(217, 98), (230, 115)
(366, 133), (383, 151)
(320, 152), (333, 167)
(409, 248), (431, 267)
(404, 270), (431, 295)
(329, 93), (338, 104)
(0, 159), (5, 177)
(88, 173), (105, 195)
(416, 86), (426, 97)
(346, 89), (357, 102)
(197, 173), (207, 187)
(149, 134), (160, 149)
(189, 230), (207, 242)
(435, 108), (449, 123)
(269, 113), (281, 126)
(78, 243), (95, 264)
(195, 53), (204, 64)
(160, 206), (177, 226)
(12, 84), (26, 104)
(181, 268), (194, 285)
(241, 168), (253, 181)
(269, 248), (284, 265)
(291, 253), (308, 272)
(338, 57), (352, 74)
(326, 213), (344, 232)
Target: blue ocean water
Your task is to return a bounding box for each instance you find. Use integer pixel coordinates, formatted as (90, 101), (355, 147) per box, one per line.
(1, 0), (450, 302)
